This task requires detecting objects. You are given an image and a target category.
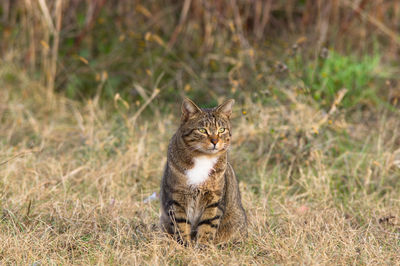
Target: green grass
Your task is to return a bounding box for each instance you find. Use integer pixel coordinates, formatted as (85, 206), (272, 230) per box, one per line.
(288, 50), (382, 108)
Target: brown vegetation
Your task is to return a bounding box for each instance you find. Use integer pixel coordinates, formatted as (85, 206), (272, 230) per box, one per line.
(1, 0), (400, 264)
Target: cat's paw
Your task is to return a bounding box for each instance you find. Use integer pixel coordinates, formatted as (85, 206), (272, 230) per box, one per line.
(176, 236), (190, 247)
(194, 242), (211, 251)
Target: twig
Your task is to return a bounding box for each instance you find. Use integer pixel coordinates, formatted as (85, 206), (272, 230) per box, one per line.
(341, 0), (400, 46)
(167, 0), (192, 49)
(316, 88), (348, 128)
(129, 88), (160, 127)
(0, 149), (42, 167)
(48, 0), (63, 98)
(37, 0), (55, 33)
(256, 0), (272, 39)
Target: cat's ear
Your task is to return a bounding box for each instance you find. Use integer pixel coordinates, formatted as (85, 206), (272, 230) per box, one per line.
(181, 98), (201, 122)
(216, 99), (235, 118)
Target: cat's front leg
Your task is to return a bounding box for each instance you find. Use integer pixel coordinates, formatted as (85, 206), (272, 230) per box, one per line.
(196, 198), (223, 245)
(168, 204), (191, 245)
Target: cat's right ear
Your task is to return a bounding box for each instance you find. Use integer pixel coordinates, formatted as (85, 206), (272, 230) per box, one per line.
(181, 98), (201, 122)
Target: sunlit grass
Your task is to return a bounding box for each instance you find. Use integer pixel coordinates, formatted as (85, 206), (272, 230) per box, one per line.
(0, 65), (399, 264)
(1, 1), (400, 263)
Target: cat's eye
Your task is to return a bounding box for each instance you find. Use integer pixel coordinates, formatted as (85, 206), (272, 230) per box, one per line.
(198, 128), (207, 134)
(218, 128), (226, 133)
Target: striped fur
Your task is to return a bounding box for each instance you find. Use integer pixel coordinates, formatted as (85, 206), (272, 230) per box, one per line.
(160, 98), (247, 246)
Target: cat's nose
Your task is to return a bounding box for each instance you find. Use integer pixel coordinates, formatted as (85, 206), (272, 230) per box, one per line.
(210, 138), (219, 145)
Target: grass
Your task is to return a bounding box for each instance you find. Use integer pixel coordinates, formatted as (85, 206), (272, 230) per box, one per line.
(0, 63), (399, 264)
(288, 50), (382, 108)
(1, 1), (400, 264)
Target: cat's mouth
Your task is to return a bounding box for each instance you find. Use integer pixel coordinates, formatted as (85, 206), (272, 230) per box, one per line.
(193, 144), (227, 154)
(206, 147), (224, 154)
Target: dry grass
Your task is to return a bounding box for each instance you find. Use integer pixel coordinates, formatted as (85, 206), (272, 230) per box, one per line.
(1, 65), (399, 265)
(2, 1), (400, 264)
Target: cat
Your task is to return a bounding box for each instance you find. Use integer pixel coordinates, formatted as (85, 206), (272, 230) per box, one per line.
(160, 98), (247, 246)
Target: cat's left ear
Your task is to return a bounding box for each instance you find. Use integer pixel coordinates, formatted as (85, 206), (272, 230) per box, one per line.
(216, 99), (235, 118)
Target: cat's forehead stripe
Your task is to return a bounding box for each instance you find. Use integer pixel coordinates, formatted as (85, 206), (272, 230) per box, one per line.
(195, 109), (230, 129)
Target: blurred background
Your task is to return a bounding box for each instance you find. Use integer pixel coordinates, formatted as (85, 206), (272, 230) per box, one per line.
(1, 0), (399, 107)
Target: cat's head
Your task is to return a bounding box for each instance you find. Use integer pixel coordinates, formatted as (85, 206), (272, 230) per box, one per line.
(179, 98), (234, 155)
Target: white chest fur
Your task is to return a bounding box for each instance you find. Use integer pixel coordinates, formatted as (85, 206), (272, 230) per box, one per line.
(185, 156), (218, 186)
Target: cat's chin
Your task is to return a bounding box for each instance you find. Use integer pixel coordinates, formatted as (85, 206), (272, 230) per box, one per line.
(201, 148), (225, 155)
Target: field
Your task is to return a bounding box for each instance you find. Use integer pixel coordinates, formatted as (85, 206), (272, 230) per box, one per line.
(1, 0), (400, 264)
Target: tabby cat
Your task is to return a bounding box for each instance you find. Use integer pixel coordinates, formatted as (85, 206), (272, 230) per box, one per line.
(160, 98), (247, 246)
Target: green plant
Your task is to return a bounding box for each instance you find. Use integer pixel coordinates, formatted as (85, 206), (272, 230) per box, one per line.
(290, 51), (381, 108)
